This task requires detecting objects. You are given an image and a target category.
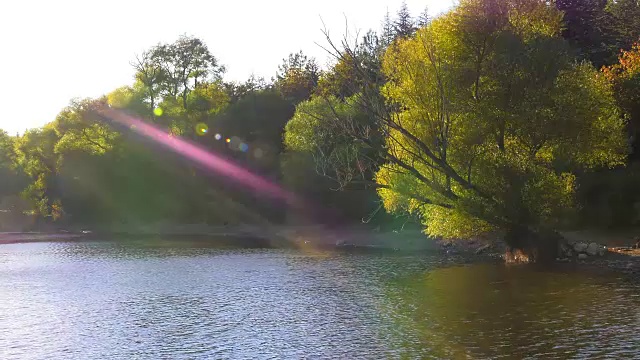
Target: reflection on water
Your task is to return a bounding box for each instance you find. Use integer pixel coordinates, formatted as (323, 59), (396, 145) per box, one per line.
(0, 240), (639, 359)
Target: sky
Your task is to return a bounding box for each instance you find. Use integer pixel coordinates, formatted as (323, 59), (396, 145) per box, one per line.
(0, 0), (452, 135)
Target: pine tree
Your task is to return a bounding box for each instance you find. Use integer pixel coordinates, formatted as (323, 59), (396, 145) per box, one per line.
(381, 9), (395, 46)
(394, 1), (416, 38)
(417, 6), (430, 27)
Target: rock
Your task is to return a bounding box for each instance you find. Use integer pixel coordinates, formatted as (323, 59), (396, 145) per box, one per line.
(578, 253), (588, 260)
(586, 243), (601, 256)
(559, 243), (573, 257)
(574, 242), (588, 253)
(475, 244), (492, 255)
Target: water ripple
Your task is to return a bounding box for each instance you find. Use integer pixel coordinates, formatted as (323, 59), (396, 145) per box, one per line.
(0, 241), (639, 359)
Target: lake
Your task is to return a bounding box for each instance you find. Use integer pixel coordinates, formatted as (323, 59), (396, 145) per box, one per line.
(1, 240), (639, 359)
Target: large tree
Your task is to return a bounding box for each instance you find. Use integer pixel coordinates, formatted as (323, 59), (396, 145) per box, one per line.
(141, 35), (224, 109)
(306, 0), (627, 262)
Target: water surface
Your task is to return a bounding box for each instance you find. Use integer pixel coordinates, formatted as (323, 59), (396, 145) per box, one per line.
(1, 240), (639, 359)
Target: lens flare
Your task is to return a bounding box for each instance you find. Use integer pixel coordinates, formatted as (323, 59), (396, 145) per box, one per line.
(153, 107), (163, 117)
(95, 106), (300, 206)
(195, 123), (208, 136)
(215, 134), (222, 140)
(239, 143), (249, 152)
(225, 138), (231, 143)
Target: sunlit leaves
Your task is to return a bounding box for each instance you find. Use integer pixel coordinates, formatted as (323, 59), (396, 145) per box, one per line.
(373, 0), (627, 239)
(53, 99), (119, 155)
(275, 51), (320, 104)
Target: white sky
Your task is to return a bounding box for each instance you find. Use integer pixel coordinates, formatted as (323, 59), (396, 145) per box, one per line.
(0, 0), (452, 135)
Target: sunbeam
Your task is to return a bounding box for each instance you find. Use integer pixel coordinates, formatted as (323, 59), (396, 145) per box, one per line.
(95, 105), (302, 208)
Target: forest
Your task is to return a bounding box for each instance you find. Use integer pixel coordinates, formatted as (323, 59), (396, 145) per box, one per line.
(0, 0), (639, 257)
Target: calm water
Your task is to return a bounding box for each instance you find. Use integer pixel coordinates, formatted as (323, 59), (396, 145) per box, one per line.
(1, 240), (639, 359)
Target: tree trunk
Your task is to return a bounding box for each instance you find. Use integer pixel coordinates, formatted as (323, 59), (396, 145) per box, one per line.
(503, 225), (560, 264)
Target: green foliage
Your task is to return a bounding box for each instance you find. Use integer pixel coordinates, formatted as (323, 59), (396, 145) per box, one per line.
(5, 3), (638, 236)
(603, 42), (640, 160)
(576, 163), (640, 228)
(603, 0), (640, 60)
(285, 95), (382, 186)
(275, 51), (320, 104)
(370, 0), (627, 239)
(0, 131), (26, 201)
(54, 98), (120, 155)
(282, 96), (382, 223)
(555, 0), (640, 67)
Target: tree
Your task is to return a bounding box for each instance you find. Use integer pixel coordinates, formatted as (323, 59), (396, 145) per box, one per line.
(417, 6), (430, 27)
(555, 0), (608, 66)
(275, 51), (320, 104)
(0, 131), (26, 202)
(603, 41), (640, 160)
(317, 0), (627, 262)
(132, 49), (165, 118)
(14, 125), (61, 220)
(224, 75), (269, 103)
(554, 0), (640, 67)
(283, 96), (383, 223)
(381, 10), (395, 46)
(54, 98), (120, 155)
(149, 35), (224, 109)
(604, 0), (640, 59)
(394, 1), (416, 38)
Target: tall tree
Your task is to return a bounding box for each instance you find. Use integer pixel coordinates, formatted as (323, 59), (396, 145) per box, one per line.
(275, 51), (320, 104)
(381, 10), (395, 46)
(417, 6), (430, 27)
(394, 1), (416, 38)
(313, 0), (627, 262)
(150, 35), (224, 109)
(14, 125), (61, 220)
(132, 49), (164, 118)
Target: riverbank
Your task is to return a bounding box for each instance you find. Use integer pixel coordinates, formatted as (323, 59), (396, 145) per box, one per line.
(0, 224), (438, 252)
(3, 226), (640, 281)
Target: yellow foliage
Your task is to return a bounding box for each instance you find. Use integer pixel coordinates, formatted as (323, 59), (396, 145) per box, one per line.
(373, 0), (627, 239)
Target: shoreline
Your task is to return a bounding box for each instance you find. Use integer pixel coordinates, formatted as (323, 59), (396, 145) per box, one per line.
(2, 229), (640, 281)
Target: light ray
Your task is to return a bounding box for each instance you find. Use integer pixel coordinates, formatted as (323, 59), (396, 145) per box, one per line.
(96, 106), (301, 207)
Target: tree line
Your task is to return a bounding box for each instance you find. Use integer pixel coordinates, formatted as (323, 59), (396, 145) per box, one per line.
(0, 0), (639, 254)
